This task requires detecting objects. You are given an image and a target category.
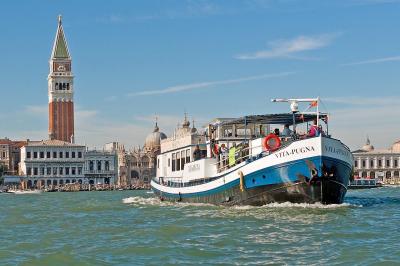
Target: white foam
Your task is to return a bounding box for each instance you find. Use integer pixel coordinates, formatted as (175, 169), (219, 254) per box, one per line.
(122, 196), (170, 206)
(122, 196), (215, 208)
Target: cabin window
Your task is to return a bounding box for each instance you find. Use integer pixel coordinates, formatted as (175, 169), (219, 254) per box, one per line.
(172, 153), (176, 172)
(177, 152), (181, 171)
(186, 149), (190, 163)
(224, 128), (233, 137)
(181, 151), (185, 170)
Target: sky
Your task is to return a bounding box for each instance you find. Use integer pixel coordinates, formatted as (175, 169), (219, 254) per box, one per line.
(0, 0), (399, 150)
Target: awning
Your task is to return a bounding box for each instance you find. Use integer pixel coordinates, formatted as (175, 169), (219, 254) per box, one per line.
(211, 113), (328, 126)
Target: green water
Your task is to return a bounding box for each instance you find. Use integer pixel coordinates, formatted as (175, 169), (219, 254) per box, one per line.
(0, 187), (399, 265)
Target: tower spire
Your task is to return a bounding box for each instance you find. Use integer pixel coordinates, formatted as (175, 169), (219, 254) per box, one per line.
(48, 16), (74, 142)
(51, 14), (70, 59)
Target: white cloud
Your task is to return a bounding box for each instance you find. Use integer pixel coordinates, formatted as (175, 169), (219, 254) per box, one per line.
(342, 56), (400, 66)
(324, 96), (400, 106)
(235, 33), (339, 60)
(129, 72), (295, 96)
(25, 105), (48, 116)
(323, 96), (400, 150)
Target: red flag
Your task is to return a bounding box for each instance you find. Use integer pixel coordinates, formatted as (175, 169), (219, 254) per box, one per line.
(310, 101), (318, 107)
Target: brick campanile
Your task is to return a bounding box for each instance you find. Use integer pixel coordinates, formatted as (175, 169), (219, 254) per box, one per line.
(48, 15), (74, 143)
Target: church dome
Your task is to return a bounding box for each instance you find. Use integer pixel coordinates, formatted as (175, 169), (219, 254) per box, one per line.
(391, 140), (400, 153)
(144, 123), (167, 150)
(362, 137), (374, 152)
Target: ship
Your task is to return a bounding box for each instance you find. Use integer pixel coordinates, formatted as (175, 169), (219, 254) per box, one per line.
(151, 98), (354, 206)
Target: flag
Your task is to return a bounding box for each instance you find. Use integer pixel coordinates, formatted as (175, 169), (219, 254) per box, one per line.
(310, 100), (318, 107)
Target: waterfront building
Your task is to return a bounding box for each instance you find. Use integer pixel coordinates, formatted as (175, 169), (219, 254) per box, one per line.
(0, 138), (27, 175)
(353, 137), (400, 184)
(48, 15), (75, 142)
(19, 140), (85, 188)
(124, 122), (167, 186)
(104, 142), (128, 186)
(84, 150), (117, 185)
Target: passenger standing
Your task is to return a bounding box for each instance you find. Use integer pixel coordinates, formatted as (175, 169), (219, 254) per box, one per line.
(308, 119), (319, 137)
(281, 124), (293, 137)
(220, 144), (228, 169)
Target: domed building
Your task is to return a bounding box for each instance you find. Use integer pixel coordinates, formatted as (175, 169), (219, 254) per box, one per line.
(391, 140), (400, 153)
(123, 122), (167, 187)
(353, 137), (400, 184)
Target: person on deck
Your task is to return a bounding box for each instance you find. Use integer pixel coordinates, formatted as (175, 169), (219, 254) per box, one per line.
(308, 119), (320, 137)
(281, 124), (293, 137)
(193, 145), (201, 161)
(220, 144), (228, 168)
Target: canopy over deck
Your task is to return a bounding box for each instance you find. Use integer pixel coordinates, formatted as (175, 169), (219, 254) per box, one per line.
(210, 113), (328, 127)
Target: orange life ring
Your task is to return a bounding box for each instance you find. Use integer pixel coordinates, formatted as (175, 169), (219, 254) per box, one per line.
(213, 144), (219, 155)
(263, 133), (281, 151)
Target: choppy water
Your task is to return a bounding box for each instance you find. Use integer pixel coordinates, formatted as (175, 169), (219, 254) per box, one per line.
(0, 187), (399, 265)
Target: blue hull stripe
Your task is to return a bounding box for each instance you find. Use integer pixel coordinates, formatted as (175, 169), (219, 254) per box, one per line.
(152, 155), (351, 199)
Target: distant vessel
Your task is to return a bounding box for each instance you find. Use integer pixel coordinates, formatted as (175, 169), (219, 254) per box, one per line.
(7, 189), (42, 195)
(348, 178), (382, 189)
(151, 98), (354, 205)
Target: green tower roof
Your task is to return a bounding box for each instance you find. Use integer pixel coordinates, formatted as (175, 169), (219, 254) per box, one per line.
(51, 15), (70, 59)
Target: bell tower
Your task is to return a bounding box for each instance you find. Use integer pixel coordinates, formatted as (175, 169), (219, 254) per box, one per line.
(48, 15), (74, 142)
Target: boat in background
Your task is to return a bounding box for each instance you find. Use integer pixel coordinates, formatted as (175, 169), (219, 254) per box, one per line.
(6, 189), (42, 194)
(348, 177), (382, 189)
(151, 98), (354, 206)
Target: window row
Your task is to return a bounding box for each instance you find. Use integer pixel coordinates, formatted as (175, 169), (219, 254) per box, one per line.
(26, 166), (83, 176)
(27, 151), (82, 159)
(355, 158), (399, 168)
(55, 82), (70, 90)
(171, 149), (191, 172)
(358, 171), (400, 178)
(88, 160), (110, 171)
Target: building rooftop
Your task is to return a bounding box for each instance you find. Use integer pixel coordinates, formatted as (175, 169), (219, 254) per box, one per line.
(25, 139), (84, 147)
